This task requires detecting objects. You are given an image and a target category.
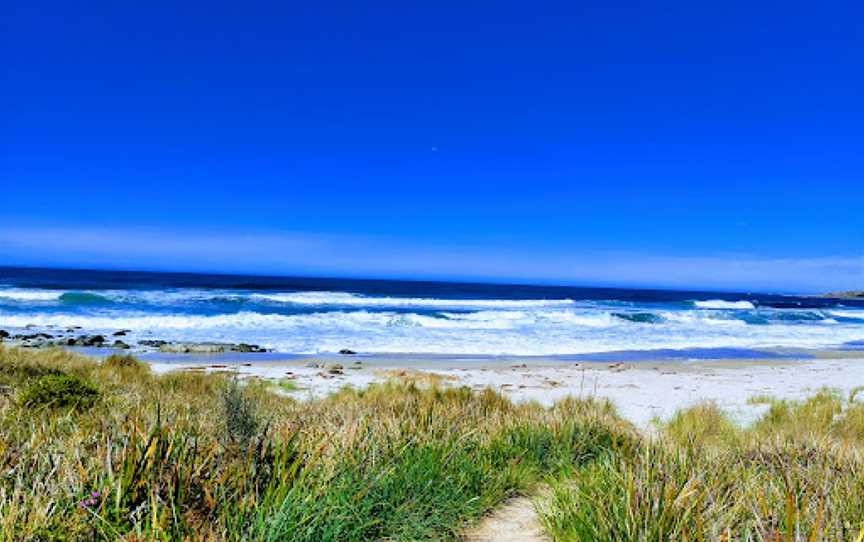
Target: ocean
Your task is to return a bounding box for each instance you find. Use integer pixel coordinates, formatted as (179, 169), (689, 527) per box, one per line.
(1, 266), (863, 357)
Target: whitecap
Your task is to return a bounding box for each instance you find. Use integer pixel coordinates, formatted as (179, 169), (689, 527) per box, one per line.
(693, 299), (755, 310)
(249, 291), (576, 309)
(0, 289), (65, 302)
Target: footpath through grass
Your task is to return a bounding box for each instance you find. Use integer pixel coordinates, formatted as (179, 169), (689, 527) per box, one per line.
(0, 346), (632, 541)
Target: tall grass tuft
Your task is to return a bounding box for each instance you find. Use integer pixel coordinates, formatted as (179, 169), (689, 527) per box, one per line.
(539, 392), (864, 541)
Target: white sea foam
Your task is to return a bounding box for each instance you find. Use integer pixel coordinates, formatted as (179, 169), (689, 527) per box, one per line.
(2, 284), (862, 356)
(1, 287), (579, 310)
(693, 299), (756, 310)
(3, 305), (864, 355)
(829, 310), (864, 320)
(0, 289), (65, 302)
(249, 291), (576, 309)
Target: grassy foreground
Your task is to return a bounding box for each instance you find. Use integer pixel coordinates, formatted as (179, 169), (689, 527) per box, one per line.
(0, 346), (630, 541)
(2, 346), (862, 541)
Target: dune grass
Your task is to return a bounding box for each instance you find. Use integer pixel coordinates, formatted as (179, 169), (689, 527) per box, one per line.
(538, 394), (864, 541)
(4, 345), (862, 541)
(0, 346), (631, 541)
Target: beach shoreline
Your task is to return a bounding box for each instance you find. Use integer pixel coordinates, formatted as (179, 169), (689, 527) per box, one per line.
(139, 350), (864, 427)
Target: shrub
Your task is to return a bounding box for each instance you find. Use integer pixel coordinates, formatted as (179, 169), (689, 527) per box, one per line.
(0, 362), (64, 387)
(103, 353), (140, 369)
(18, 374), (99, 410)
(102, 353), (150, 380)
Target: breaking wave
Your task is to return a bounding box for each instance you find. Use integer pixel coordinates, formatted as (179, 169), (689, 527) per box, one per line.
(0, 289), (65, 302)
(692, 300), (756, 310)
(2, 283), (864, 356)
(249, 291), (577, 309)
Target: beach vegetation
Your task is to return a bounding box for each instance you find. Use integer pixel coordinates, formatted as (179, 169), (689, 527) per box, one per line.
(538, 392), (864, 541)
(103, 352), (144, 369)
(18, 373), (100, 411)
(0, 346), (630, 541)
(274, 378), (303, 393)
(2, 345), (863, 541)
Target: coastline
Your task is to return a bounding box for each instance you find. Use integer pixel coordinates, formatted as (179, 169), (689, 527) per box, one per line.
(137, 350), (864, 427)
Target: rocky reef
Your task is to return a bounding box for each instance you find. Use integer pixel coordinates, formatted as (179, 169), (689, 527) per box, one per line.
(0, 328), (268, 353)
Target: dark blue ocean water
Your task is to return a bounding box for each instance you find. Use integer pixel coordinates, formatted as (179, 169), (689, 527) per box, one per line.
(1, 266), (863, 356)
(3, 266), (861, 308)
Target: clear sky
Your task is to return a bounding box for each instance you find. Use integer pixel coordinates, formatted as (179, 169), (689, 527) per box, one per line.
(2, 1), (862, 292)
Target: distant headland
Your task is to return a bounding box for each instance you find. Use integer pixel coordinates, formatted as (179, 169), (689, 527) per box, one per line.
(822, 290), (864, 299)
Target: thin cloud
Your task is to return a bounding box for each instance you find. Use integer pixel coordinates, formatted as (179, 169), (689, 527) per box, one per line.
(1, 224), (861, 293)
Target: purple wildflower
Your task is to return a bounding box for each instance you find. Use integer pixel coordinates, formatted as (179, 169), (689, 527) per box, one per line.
(79, 490), (103, 509)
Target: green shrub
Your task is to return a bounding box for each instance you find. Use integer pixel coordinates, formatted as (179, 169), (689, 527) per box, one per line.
(18, 374), (99, 410)
(0, 362), (64, 386)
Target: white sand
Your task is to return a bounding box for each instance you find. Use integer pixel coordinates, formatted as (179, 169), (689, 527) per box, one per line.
(149, 354), (864, 427)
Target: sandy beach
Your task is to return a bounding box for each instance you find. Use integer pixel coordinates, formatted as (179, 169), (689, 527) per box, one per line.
(147, 352), (864, 427)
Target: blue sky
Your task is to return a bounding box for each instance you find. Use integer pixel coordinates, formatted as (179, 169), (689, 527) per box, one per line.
(2, 1), (862, 292)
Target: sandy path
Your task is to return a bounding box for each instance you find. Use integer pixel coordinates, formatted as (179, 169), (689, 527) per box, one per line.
(462, 495), (549, 542)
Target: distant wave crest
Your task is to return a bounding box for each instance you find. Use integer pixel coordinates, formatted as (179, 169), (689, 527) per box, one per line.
(693, 299), (756, 310)
(250, 291), (577, 309)
(0, 289), (65, 302)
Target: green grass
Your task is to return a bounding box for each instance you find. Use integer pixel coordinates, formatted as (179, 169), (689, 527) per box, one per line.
(18, 373), (100, 411)
(273, 378), (304, 393)
(538, 389), (864, 541)
(0, 346), (631, 541)
(4, 345), (863, 541)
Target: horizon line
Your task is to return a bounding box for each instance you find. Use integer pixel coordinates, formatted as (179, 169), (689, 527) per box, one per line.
(0, 263), (825, 298)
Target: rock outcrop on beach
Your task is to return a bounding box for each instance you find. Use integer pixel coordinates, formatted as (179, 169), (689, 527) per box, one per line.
(3, 332), (118, 349)
(156, 342), (268, 354)
(0, 329), (268, 353)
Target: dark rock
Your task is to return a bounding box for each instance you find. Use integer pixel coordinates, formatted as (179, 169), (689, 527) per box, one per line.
(338, 349), (356, 355)
(112, 330), (129, 336)
(323, 363), (344, 375)
(112, 340), (130, 349)
(81, 335), (106, 346)
(14, 333), (53, 341)
(0, 330), (9, 339)
(138, 339), (169, 348)
(234, 343), (267, 353)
